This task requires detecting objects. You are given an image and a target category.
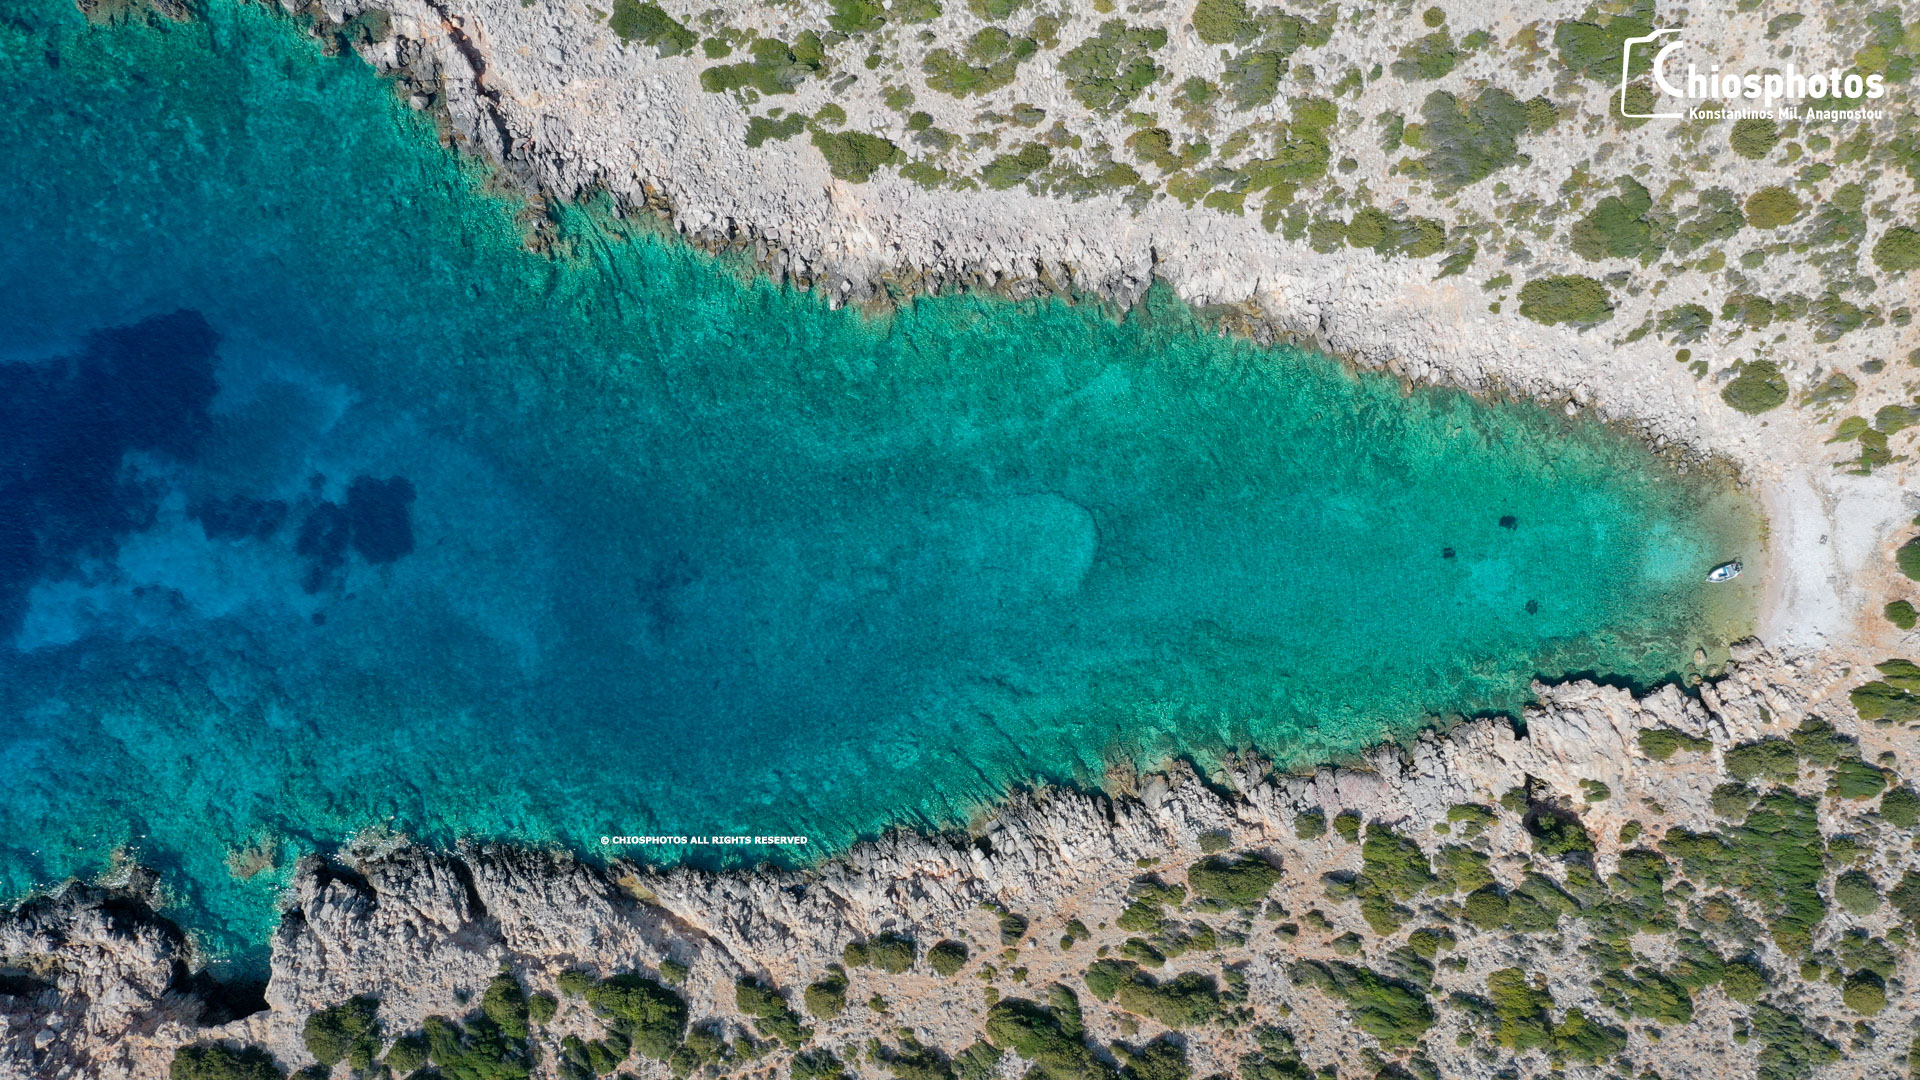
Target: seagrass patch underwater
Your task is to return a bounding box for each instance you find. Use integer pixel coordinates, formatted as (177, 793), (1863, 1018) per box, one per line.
(0, 0), (1756, 970)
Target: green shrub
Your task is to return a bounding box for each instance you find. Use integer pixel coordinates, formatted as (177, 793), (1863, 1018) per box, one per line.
(1886, 600), (1918, 629)
(557, 969), (595, 997)
(561, 1030), (632, 1077)
(1293, 809), (1326, 839)
(1638, 727), (1710, 761)
(1671, 187), (1745, 255)
(1552, 1007), (1627, 1064)
(304, 997), (379, 1069)
(1332, 811), (1362, 843)
(701, 38), (820, 95)
(1222, 49), (1287, 110)
(1829, 758), (1889, 799)
(1553, 0), (1657, 82)
(609, 0), (696, 55)
(1721, 360), (1790, 415)
(482, 975), (530, 1039)
(867, 932), (917, 973)
(1662, 791), (1826, 955)
(1289, 961), (1433, 1048)
(981, 143), (1053, 189)
(527, 993), (556, 1026)
(1112, 971), (1220, 1028)
(1486, 968), (1553, 1051)
(984, 994), (1104, 1080)
(587, 974), (687, 1058)
(171, 1045), (285, 1080)
(1059, 20), (1168, 112)
(1901, 543), (1920, 582)
(1745, 186), (1804, 229)
(1658, 303), (1713, 344)
(423, 1014), (536, 1079)
(1875, 226), (1920, 273)
(928, 940), (970, 977)
(1721, 958), (1766, 1004)
(1517, 275), (1613, 327)
(1852, 664), (1920, 723)
(1187, 854), (1280, 905)
(1882, 784), (1920, 827)
(1392, 30), (1458, 80)
(999, 912), (1030, 946)
(1750, 1004), (1839, 1080)
(1834, 870), (1882, 916)
(1729, 118), (1780, 159)
(1570, 176), (1656, 261)
(383, 1033), (428, 1074)
(811, 130), (900, 182)
(923, 29), (1039, 96)
(1116, 1037), (1187, 1080)
(793, 1048), (851, 1080)
(736, 978), (811, 1048)
(1722, 292), (1775, 328)
(1843, 968), (1888, 1015)
(1190, 0), (1254, 44)
(804, 968), (848, 1019)
(1416, 88), (1530, 191)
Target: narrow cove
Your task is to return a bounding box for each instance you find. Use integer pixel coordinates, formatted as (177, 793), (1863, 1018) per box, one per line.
(0, 0), (1756, 969)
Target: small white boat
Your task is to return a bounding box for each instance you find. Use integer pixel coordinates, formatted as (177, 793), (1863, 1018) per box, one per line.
(1707, 560), (1742, 583)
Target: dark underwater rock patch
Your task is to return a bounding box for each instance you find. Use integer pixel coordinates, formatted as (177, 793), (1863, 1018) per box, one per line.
(346, 475), (415, 564)
(0, 309), (219, 638)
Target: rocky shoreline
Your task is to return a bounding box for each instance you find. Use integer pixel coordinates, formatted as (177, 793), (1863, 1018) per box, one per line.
(14, 642), (1920, 1079)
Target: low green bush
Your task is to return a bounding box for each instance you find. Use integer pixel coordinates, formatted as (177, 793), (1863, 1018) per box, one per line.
(1729, 118), (1780, 159)
(1332, 811), (1362, 843)
(587, 973), (687, 1058)
(1639, 727), (1711, 761)
(1834, 870), (1882, 916)
(1745, 186), (1804, 229)
(1875, 226), (1920, 273)
(867, 932), (917, 973)
(1720, 360), (1789, 415)
(1191, 0), (1254, 44)
(1289, 961), (1433, 1048)
(1570, 177), (1657, 261)
(1416, 88), (1530, 191)
(304, 996), (380, 1069)
(929, 940), (970, 976)
(1554, 0), (1656, 82)
(804, 968), (848, 1019)
(171, 1045), (285, 1080)
(737, 978), (811, 1048)
(1486, 968), (1552, 1051)
(1882, 784), (1920, 827)
(609, 0), (695, 55)
(1293, 809), (1326, 839)
(482, 975), (530, 1039)
(981, 143), (1053, 189)
(1059, 20), (1168, 113)
(1517, 275), (1613, 327)
(984, 993), (1104, 1080)
(1392, 30), (1458, 81)
(1842, 968), (1888, 1014)
(811, 130), (900, 182)
(1187, 854), (1281, 905)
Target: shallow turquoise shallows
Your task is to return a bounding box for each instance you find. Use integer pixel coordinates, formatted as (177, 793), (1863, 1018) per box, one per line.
(0, 1), (1753, 971)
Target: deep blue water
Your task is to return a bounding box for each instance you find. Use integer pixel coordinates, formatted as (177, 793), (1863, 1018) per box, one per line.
(0, 0), (1754, 970)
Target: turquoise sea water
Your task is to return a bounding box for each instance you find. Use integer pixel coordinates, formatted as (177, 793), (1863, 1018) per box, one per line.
(0, 1), (1754, 970)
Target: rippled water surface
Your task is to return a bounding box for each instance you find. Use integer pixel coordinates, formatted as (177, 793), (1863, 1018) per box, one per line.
(0, 0), (1755, 968)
